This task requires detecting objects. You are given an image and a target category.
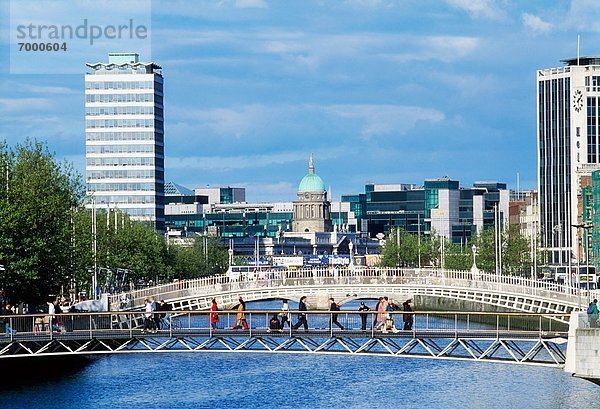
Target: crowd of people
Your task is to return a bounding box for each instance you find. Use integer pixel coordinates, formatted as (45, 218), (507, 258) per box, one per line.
(223, 296), (415, 333)
(142, 297), (172, 333)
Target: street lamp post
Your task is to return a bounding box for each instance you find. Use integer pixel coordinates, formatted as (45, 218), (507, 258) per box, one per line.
(348, 240), (354, 267)
(471, 244), (478, 272)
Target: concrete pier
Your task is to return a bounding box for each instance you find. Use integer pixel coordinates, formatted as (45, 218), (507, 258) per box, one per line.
(564, 312), (600, 384)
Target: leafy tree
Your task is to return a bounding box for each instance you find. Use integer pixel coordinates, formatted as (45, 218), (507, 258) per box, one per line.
(0, 140), (84, 305)
(502, 225), (531, 275)
(443, 241), (471, 270)
(380, 228), (438, 267)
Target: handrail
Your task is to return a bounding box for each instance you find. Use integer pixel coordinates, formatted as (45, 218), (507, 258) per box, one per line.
(107, 267), (599, 311)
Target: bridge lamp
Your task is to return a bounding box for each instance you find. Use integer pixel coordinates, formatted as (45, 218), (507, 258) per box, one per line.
(348, 240), (354, 267)
(471, 244), (478, 272)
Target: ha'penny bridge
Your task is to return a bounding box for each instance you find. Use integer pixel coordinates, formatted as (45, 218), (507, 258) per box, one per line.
(0, 268), (599, 384)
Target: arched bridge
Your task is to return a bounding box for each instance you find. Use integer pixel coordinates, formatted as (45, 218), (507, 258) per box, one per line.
(110, 268), (598, 317)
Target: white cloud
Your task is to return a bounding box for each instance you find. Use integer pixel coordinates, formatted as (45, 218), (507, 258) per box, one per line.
(445, 0), (504, 20)
(563, 0), (600, 32)
(522, 13), (554, 34)
(166, 148), (348, 171)
(235, 0), (268, 9)
(0, 97), (53, 112)
(326, 105), (445, 139)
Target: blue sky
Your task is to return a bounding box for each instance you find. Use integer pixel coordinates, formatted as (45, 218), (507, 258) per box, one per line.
(1, 0), (599, 202)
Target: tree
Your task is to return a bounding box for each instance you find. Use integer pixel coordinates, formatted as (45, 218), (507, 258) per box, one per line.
(380, 228), (438, 267)
(0, 140), (84, 305)
(503, 225), (531, 275)
(443, 241), (471, 270)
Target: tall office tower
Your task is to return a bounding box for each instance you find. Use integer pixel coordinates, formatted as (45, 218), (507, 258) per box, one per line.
(85, 53), (165, 230)
(537, 56), (600, 265)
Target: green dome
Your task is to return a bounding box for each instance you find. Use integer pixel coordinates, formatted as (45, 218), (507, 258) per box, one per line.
(299, 172), (326, 192)
(298, 153), (326, 192)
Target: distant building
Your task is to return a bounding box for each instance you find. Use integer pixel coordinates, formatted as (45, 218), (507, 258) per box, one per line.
(292, 154), (332, 233)
(342, 179), (509, 244)
(537, 56), (600, 265)
(194, 186), (245, 205)
(85, 53), (165, 229)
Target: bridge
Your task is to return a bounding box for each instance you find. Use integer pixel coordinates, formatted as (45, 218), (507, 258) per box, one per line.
(2, 267), (600, 384)
(0, 310), (569, 369)
(109, 267), (598, 317)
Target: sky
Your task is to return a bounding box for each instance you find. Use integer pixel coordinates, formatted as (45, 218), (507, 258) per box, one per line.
(1, 0), (600, 202)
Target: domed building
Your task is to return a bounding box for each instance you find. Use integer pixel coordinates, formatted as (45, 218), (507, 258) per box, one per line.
(292, 154), (332, 233)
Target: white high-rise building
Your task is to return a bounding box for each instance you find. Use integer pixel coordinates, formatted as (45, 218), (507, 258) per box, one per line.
(85, 53), (164, 229)
(537, 56), (600, 265)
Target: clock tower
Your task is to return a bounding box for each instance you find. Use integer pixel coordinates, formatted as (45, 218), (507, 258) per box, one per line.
(293, 154), (332, 233)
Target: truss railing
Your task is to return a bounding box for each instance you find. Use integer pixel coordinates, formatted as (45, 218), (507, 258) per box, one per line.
(109, 268), (599, 312)
(0, 311), (568, 366)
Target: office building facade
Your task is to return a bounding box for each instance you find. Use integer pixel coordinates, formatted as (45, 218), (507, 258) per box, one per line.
(342, 179), (508, 244)
(537, 56), (600, 265)
(85, 53), (165, 229)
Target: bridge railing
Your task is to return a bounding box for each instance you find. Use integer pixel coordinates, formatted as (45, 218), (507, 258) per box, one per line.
(109, 267), (600, 311)
(0, 310), (570, 344)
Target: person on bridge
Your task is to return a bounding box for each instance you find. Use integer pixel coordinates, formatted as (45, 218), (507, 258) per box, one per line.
(233, 297), (249, 330)
(159, 300), (172, 330)
(587, 299), (599, 328)
(3, 304), (16, 336)
(292, 296), (309, 331)
(402, 299), (414, 330)
(375, 297), (388, 331)
(279, 300), (291, 328)
(142, 298), (157, 333)
(358, 302), (370, 331)
(210, 298), (219, 330)
(329, 298), (344, 330)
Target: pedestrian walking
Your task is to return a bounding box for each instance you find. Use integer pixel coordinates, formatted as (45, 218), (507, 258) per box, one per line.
(329, 298), (344, 330)
(376, 297), (389, 331)
(402, 299), (414, 330)
(3, 304), (16, 336)
(279, 300), (291, 328)
(587, 299), (599, 328)
(142, 298), (156, 333)
(210, 298), (219, 330)
(358, 302), (370, 331)
(233, 297), (249, 330)
(292, 296), (309, 331)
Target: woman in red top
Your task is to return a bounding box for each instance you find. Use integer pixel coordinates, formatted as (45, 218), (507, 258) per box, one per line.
(210, 298), (219, 330)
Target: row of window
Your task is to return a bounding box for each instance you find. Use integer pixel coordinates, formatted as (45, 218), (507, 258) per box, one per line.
(86, 119), (163, 129)
(88, 182), (159, 191)
(86, 106), (163, 117)
(86, 131), (161, 142)
(87, 170), (160, 179)
(86, 157), (158, 166)
(85, 93), (156, 103)
(92, 195), (157, 205)
(86, 144), (163, 154)
(85, 81), (158, 90)
(92, 67), (152, 75)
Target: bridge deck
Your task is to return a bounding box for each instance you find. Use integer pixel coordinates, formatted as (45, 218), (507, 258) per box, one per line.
(0, 311), (569, 367)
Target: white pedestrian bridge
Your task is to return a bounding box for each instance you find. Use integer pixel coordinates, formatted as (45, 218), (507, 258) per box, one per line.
(110, 267), (597, 316)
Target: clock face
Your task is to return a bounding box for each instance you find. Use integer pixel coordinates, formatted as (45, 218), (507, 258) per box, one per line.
(573, 89), (584, 112)
(304, 192), (310, 199)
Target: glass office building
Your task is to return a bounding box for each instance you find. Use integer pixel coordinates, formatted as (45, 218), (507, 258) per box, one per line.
(342, 180), (508, 244)
(85, 53), (165, 230)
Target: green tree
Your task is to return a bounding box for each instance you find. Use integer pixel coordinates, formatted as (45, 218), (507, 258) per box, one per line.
(380, 228), (437, 267)
(443, 241), (471, 270)
(0, 140), (84, 304)
(503, 225), (531, 275)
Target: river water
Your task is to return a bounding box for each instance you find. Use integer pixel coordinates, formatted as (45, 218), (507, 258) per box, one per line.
(2, 301), (600, 408)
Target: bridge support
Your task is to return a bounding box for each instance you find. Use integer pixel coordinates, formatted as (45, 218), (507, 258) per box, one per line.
(564, 312), (600, 384)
